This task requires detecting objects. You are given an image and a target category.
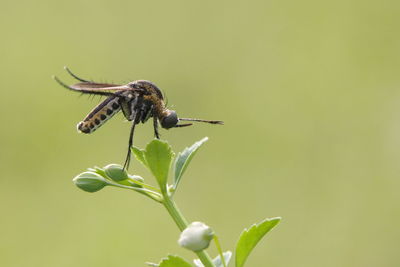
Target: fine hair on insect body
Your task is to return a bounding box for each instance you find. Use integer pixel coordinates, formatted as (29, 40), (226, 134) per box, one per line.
(54, 67), (223, 169)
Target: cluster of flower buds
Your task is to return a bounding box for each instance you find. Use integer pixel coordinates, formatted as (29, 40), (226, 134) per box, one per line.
(73, 164), (144, 192)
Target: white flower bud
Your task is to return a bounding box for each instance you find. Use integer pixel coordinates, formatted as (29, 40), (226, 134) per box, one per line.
(178, 222), (214, 252)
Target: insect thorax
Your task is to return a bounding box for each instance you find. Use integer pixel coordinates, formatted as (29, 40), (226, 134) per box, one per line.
(130, 80), (164, 100)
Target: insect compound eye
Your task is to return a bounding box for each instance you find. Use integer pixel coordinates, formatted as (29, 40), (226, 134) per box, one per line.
(160, 110), (178, 129)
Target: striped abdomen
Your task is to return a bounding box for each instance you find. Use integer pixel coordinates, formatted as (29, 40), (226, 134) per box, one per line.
(77, 96), (121, 134)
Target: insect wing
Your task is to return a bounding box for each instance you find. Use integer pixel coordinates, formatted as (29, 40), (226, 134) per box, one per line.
(54, 75), (133, 95)
(71, 82), (123, 89)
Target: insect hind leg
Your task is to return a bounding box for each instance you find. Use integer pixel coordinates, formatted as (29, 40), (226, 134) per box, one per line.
(64, 66), (90, 82)
(123, 111), (141, 170)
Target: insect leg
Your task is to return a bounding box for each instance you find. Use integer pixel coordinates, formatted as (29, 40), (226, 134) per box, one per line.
(153, 112), (160, 139)
(53, 75), (117, 97)
(140, 103), (153, 123)
(123, 112), (138, 170)
(64, 66), (90, 82)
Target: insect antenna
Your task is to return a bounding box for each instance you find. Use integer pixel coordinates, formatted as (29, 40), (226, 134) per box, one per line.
(64, 66), (90, 82)
(179, 118), (224, 125)
(53, 75), (73, 90)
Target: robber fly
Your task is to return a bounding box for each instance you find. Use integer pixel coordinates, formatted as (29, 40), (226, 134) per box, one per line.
(53, 67), (223, 169)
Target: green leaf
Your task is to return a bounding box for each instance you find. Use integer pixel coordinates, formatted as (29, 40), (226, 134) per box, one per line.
(173, 137), (208, 191)
(144, 139), (174, 190)
(194, 251), (232, 267)
(131, 146), (148, 167)
(72, 171), (109, 193)
(147, 255), (192, 267)
(235, 217), (281, 267)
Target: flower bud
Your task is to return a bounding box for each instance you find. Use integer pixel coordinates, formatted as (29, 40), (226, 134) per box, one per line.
(178, 222), (214, 252)
(73, 172), (108, 192)
(128, 174), (144, 188)
(104, 164), (128, 182)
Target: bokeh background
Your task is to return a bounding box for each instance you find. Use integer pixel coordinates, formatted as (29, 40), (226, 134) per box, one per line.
(1, 0), (399, 266)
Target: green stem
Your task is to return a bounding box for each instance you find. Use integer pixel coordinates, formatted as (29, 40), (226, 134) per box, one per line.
(127, 177), (161, 192)
(162, 194), (188, 230)
(162, 193), (215, 267)
(108, 182), (162, 202)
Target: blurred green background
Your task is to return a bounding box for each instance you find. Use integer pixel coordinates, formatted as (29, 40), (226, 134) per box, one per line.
(1, 0), (399, 266)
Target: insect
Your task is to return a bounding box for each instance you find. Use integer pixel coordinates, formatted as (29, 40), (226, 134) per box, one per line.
(54, 67), (223, 169)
